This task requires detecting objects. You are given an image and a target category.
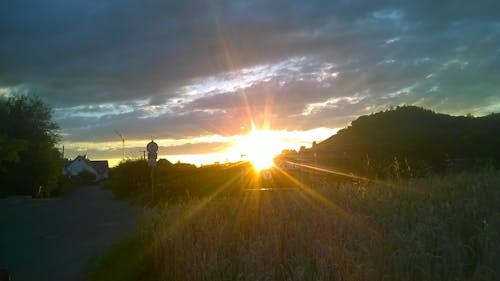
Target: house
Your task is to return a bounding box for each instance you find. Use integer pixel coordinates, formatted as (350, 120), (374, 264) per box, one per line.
(64, 155), (109, 181)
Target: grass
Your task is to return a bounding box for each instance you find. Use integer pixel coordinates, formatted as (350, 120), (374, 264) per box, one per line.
(88, 171), (500, 281)
(85, 234), (150, 281)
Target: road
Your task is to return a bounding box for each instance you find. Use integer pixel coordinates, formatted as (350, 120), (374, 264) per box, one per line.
(0, 186), (139, 281)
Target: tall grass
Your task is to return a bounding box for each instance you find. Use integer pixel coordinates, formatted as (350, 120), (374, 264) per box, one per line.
(89, 171), (500, 280)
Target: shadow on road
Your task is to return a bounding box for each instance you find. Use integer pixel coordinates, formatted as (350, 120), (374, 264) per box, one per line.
(0, 185), (139, 281)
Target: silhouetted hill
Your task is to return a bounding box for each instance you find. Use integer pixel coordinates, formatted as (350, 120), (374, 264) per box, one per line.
(309, 106), (500, 177)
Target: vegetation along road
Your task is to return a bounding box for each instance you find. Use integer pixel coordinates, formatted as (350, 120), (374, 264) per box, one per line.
(0, 185), (139, 281)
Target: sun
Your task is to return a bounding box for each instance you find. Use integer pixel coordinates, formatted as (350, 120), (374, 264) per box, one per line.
(233, 130), (284, 171)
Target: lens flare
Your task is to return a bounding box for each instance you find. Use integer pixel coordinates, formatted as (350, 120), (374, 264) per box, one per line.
(232, 130), (284, 171)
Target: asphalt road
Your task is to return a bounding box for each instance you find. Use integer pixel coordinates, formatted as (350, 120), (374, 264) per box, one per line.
(0, 186), (139, 281)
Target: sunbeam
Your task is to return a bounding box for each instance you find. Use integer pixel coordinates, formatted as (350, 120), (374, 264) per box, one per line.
(271, 165), (383, 240)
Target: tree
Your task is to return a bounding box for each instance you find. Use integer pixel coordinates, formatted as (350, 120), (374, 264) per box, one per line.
(0, 95), (61, 196)
(312, 106), (500, 178)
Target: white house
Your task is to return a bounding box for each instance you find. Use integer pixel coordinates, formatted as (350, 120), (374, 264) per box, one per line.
(64, 155), (109, 181)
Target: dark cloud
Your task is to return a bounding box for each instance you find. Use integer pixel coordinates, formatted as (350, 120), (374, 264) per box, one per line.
(1, 0), (500, 155)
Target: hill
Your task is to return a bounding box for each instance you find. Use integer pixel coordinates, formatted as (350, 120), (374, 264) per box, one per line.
(301, 106), (500, 177)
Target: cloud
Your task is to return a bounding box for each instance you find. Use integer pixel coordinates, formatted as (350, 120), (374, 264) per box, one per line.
(1, 0), (500, 158)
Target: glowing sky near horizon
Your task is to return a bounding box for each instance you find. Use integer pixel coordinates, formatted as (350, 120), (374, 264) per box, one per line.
(1, 0), (499, 164)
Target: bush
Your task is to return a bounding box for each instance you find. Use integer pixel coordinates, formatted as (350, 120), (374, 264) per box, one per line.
(107, 160), (262, 204)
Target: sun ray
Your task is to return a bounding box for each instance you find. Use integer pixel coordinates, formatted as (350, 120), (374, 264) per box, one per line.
(272, 165), (383, 238)
(285, 160), (426, 194)
(158, 170), (244, 238)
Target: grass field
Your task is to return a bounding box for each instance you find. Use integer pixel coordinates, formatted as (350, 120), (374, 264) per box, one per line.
(88, 171), (500, 281)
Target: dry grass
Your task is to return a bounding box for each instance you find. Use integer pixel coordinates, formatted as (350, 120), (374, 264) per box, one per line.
(90, 171), (500, 280)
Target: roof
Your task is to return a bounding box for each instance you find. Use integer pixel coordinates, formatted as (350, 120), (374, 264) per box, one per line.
(89, 160), (109, 175)
(65, 156), (109, 176)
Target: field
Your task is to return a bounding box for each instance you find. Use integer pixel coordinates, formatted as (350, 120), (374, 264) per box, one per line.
(88, 171), (500, 281)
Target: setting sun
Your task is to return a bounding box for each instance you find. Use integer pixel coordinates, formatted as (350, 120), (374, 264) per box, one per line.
(231, 130), (284, 171)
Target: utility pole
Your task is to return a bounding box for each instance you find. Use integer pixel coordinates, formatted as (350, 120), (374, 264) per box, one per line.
(115, 130), (125, 161)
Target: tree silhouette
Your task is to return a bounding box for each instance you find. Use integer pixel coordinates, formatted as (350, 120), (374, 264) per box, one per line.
(0, 95), (61, 196)
(292, 106), (500, 178)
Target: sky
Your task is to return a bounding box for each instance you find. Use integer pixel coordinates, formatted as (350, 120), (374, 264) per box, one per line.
(1, 0), (500, 166)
